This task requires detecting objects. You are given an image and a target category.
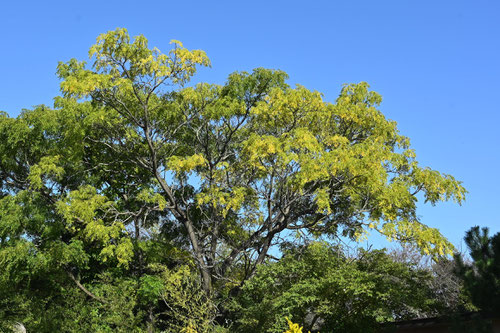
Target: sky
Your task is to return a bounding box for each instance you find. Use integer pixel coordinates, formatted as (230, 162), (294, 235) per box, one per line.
(1, 0), (499, 248)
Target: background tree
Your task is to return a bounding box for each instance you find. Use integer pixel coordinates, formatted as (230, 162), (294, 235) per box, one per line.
(389, 243), (473, 313)
(455, 226), (500, 314)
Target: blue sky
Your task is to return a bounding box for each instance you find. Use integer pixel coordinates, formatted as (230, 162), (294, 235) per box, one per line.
(1, 0), (499, 247)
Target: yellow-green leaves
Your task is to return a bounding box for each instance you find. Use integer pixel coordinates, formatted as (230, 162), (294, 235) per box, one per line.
(60, 71), (125, 97)
(168, 39), (211, 83)
(235, 80), (465, 254)
(0, 29), (472, 328)
(196, 186), (251, 218)
(379, 220), (454, 256)
(168, 154), (207, 174)
(137, 188), (169, 210)
(60, 28), (210, 99)
(314, 187), (332, 214)
(100, 237), (134, 267)
(144, 264), (217, 332)
(241, 134), (283, 173)
(28, 155), (64, 190)
(56, 186), (111, 226)
(252, 85), (324, 131)
(56, 186), (132, 267)
(413, 167), (466, 205)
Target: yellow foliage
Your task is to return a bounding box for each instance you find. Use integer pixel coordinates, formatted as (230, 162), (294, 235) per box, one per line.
(28, 155), (64, 190)
(168, 154), (207, 173)
(196, 186), (249, 218)
(283, 317), (312, 333)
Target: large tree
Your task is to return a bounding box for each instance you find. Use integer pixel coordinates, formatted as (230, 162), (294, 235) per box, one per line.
(1, 27), (465, 309)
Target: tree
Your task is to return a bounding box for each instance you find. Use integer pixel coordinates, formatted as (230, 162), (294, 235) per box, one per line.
(0, 27), (466, 325)
(455, 226), (500, 314)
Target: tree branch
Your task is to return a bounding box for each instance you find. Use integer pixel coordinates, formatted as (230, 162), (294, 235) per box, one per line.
(67, 270), (107, 304)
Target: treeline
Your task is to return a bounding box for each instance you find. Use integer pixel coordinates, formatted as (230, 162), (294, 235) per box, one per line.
(3, 227), (499, 332)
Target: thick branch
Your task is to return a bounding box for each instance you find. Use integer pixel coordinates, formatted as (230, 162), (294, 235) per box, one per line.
(67, 270), (107, 304)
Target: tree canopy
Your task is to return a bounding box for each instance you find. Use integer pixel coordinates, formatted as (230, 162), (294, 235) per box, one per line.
(0, 28), (467, 331)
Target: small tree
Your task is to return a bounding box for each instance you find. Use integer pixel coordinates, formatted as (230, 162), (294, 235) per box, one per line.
(455, 226), (500, 314)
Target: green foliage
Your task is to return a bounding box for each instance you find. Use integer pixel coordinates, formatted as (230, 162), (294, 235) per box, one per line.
(455, 226), (500, 314)
(229, 242), (445, 333)
(0, 258), (216, 332)
(152, 264), (217, 332)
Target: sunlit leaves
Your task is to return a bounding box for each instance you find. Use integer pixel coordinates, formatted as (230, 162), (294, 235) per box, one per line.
(230, 79), (464, 256)
(168, 154), (207, 174)
(145, 264), (217, 332)
(59, 28), (210, 99)
(28, 155), (64, 190)
(55, 185), (132, 266)
(379, 220), (453, 256)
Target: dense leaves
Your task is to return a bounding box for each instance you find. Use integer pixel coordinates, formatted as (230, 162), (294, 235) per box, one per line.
(228, 242), (447, 333)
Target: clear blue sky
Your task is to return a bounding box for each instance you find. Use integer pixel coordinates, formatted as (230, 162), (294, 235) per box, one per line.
(1, 0), (499, 247)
